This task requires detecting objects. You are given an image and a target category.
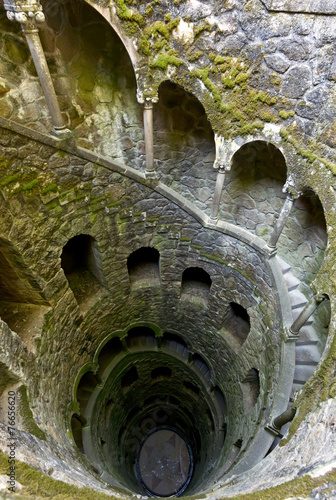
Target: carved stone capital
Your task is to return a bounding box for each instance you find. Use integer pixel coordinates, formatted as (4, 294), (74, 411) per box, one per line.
(4, 0), (45, 26)
(283, 327), (299, 343)
(213, 134), (233, 172)
(282, 174), (302, 200)
(137, 88), (159, 106)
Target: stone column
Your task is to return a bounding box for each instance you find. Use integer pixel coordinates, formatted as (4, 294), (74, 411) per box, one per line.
(267, 176), (302, 250)
(4, 0), (69, 136)
(137, 91), (159, 177)
(210, 135), (231, 221)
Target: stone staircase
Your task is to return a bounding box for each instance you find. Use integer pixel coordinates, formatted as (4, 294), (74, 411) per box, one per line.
(276, 256), (326, 399)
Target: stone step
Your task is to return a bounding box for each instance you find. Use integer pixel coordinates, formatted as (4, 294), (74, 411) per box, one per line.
(293, 364), (317, 384)
(289, 290), (308, 310)
(284, 274), (301, 291)
(276, 256), (291, 274)
(295, 345), (321, 364)
(297, 325), (319, 342)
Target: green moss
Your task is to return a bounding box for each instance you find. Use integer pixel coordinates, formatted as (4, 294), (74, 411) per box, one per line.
(199, 252), (228, 265)
(187, 49), (203, 62)
(280, 126), (336, 174)
(149, 20), (170, 39)
(41, 183), (58, 195)
(240, 121), (264, 135)
(222, 76), (235, 89)
(146, 215), (160, 222)
(235, 72), (249, 85)
(279, 110), (295, 119)
(139, 16), (181, 65)
(0, 174), (18, 187)
(0, 157), (13, 172)
(270, 72), (282, 86)
(258, 111), (279, 123)
(194, 21), (212, 38)
(0, 451), (121, 499)
(150, 52), (184, 70)
(21, 179), (39, 191)
(180, 236), (192, 242)
(115, 0), (144, 36)
(17, 386), (46, 441)
(224, 465), (336, 500)
(116, 0), (144, 24)
(192, 68), (222, 102)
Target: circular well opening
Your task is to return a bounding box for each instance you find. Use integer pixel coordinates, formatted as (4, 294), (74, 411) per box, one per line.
(136, 426), (194, 497)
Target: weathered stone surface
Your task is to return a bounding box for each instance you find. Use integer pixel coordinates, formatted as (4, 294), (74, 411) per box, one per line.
(264, 54), (290, 73)
(282, 65), (311, 98)
(259, 13), (292, 39)
(0, 1), (335, 498)
(210, 398), (336, 498)
(261, 0), (336, 14)
(279, 38), (312, 61)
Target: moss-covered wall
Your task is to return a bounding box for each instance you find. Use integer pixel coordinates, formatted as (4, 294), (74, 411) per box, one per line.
(0, 0), (336, 497)
(0, 123), (287, 491)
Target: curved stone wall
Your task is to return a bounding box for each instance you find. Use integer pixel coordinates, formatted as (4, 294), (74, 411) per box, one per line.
(0, 0), (335, 498)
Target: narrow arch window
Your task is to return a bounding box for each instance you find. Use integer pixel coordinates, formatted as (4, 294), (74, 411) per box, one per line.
(127, 247), (160, 286)
(222, 302), (250, 347)
(213, 386), (227, 415)
(97, 337), (123, 378)
(181, 267), (212, 305)
(242, 368), (260, 409)
(0, 240), (49, 335)
(151, 366), (172, 380)
(161, 332), (189, 358)
(183, 380), (200, 397)
(76, 371), (99, 416)
(61, 234), (104, 306)
(193, 353), (211, 383)
(126, 326), (157, 349)
(71, 413), (85, 451)
(121, 366), (139, 389)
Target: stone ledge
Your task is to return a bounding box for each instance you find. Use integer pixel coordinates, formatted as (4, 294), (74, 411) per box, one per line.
(261, 0), (336, 14)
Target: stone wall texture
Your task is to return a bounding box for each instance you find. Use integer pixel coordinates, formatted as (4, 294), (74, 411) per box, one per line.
(0, 0), (335, 498)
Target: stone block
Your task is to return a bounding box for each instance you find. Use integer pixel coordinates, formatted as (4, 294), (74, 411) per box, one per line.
(264, 54), (290, 73)
(282, 65), (311, 99)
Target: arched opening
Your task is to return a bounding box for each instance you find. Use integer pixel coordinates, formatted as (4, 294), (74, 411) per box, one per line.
(281, 188), (328, 287)
(71, 413), (85, 451)
(161, 332), (189, 358)
(127, 247), (160, 287)
(0, 238), (49, 339)
(121, 366), (139, 390)
(151, 366), (172, 380)
(221, 302), (251, 348)
(181, 267), (212, 305)
(126, 326), (157, 349)
(39, 0), (141, 161)
(97, 336), (123, 378)
(222, 141), (287, 235)
(76, 371), (99, 417)
(154, 80), (216, 213)
(193, 353), (211, 383)
(61, 234), (105, 307)
(241, 368), (260, 410)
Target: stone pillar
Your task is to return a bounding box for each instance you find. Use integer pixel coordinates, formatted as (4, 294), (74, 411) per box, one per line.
(210, 135), (231, 221)
(267, 176), (302, 250)
(4, 0), (69, 136)
(289, 294), (327, 338)
(137, 91), (159, 177)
